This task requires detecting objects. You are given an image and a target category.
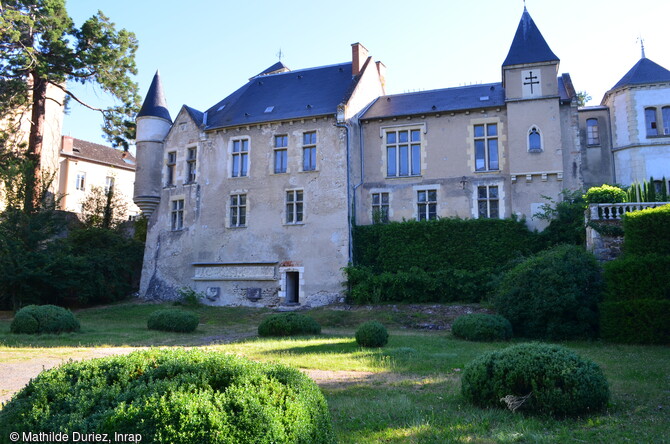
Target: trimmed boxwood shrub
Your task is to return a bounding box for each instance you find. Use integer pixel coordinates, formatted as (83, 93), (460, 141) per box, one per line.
(10, 305), (80, 334)
(355, 321), (389, 347)
(494, 245), (602, 340)
(623, 204), (670, 255)
(0, 349), (335, 443)
(461, 343), (609, 417)
(584, 184), (627, 204)
(258, 312), (321, 337)
(147, 309), (199, 333)
(451, 313), (512, 341)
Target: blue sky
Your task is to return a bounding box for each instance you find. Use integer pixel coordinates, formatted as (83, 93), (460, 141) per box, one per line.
(62, 0), (670, 147)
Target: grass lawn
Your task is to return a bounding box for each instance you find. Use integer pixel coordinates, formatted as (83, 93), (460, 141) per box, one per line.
(0, 302), (668, 443)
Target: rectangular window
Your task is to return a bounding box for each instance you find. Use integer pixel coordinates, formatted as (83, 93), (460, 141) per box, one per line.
(286, 190), (304, 224)
(386, 129), (421, 177)
(586, 118), (600, 145)
(75, 172), (86, 191)
(477, 185), (500, 219)
(274, 134), (288, 174)
(371, 192), (389, 223)
(474, 123), (499, 171)
(171, 199), (184, 231)
(645, 107), (658, 136)
(303, 131), (316, 171)
(232, 139), (249, 177)
(104, 176), (115, 194)
(186, 147), (197, 183)
(166, 151), (176, 186)
(662, 106), (670, 135)
(417, 189), (437, 221)
(230, 194), (247, 227)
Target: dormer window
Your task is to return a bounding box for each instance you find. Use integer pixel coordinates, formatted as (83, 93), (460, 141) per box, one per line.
(528, 126), (542, 152)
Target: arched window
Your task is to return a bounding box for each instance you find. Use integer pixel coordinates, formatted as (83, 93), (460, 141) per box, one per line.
(528, 126), (542, 152)
(645, 107), (658, 136)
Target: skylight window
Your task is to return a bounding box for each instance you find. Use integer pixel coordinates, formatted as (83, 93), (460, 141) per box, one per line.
(217, 104), (226, 111)
(265, 106), (275, 113)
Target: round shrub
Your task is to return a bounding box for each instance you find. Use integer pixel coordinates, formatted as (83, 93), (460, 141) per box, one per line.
(0, 349), (335, 443)
(355, 321), (389, 347)
(147, 309), (199, 333)
(10, 305), (80, 334)
(494, 245), (602, 340)
(584, 184), (627, 204)
(461, 343), (609, 417)
(258, 312), (321, 337)
(451, 313), (512, 341)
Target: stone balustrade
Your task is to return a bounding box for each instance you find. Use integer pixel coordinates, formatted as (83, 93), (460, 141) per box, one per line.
(588, 202), (669, 220)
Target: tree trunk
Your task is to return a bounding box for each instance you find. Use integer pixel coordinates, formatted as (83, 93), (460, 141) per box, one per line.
(25, 74), (48, 213)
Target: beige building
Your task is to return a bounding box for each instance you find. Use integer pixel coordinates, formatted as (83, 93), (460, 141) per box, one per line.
(135, 7), (670, 306)
(58, 136), (139, 218)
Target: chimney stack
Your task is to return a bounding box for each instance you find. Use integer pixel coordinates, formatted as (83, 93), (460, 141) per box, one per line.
(61, 135), (74, 154)
(351, 42), (369, 76)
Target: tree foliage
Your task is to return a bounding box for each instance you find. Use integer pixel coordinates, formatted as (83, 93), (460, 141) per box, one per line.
(80, 185), (129, 229)
(0, 0), (140, 210)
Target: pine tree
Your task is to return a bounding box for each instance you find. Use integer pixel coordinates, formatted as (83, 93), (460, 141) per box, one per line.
(0, 0), (139, 212)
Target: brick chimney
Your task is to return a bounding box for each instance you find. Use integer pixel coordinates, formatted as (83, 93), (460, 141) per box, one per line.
(351, 42), (369, 76)
(61, 135), (74, 154)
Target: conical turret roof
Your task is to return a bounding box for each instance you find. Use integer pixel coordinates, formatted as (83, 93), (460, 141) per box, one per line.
(502, 8), (559, 67)
(610, 57), (670, 90)
(138, 70), (172, 122)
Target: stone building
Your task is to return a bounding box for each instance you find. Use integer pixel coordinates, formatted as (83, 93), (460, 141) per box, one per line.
(135, 7), (670, 306)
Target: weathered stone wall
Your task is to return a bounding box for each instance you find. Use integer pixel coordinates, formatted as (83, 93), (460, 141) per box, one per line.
(586, 224), (624, 262)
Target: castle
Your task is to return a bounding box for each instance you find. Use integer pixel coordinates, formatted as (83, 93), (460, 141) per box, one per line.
(133, 7), (670, 306)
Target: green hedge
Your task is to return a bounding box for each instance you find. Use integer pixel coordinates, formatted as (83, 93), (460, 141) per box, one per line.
(147, 309), (199, 333)
(600, 300), (670, 344)
(258, 312), (321, 337)
(584, 185), (627, 204)
(603, 254), (670, 302)
(451, 313), (512, 342)
(461, 343), (609, 417)
(623, 204), (670, 255)
(0, 349), (335, 443)
(494, 245), (602, 340)
(355, 321), (389, 347)
(10, 305), (80, 334)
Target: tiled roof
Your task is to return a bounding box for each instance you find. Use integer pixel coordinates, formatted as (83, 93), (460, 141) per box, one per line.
(361, 83), (506, 120)
(610, 57), (670, 91)
(65, 139), (136, 170)
(502, 8), (559, 67)
(138, 71), (172, 122)
(204, 62), (357, 130)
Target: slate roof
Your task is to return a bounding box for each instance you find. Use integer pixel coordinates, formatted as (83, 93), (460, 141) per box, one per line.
(361, 83), (506, 120)
(138, 71), (172, 122)
(64, 139), (136, 170)
(610, 57), (670, 91)
(203, 62), (357, 130)
(253, 61), (289, 77)
(502, 8), (559, 67)
(183, 105), (204, 126)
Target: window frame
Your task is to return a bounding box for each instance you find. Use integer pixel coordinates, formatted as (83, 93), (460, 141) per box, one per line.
(645, 107), (658, 137)
(302, 131), (317, 172)
(385, 128), (422, 178)
(186, 146), (197, 184)
(474, 123), (499, 172)
(371, 191), (390, 223)
(166, 151), (176, 186)
(528, 126), (542, 152)
(662, 106), (670, 136)
(274, 135), (288, 174)
(586, 118), (600, 146)
(477, 185), (500, 219)
(229, 193), (247, 228)
(285, 189), (304, 224)
(231, 138), (250, 178)
(171, 199), (184, 231)
(416, 189), (437, 221)
(75, 172), (86, 191)
(104, 176), (115, 194)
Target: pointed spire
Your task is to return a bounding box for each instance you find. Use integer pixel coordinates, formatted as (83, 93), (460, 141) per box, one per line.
(138, 70), (172, 122)
(640, 37), (646, 59)
(502, 8), (559, 67)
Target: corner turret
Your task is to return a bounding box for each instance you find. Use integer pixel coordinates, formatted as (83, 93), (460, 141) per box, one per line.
(133, 71), (172, 218)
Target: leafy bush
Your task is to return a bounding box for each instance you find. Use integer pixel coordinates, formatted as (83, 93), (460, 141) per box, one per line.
(494, 245), (602, 340)
(461, 343), (609, 417)
(451, 313), (512, 341)
(147, 309), (199, 333)
(355, 321), (389, 347)
(534, 190), (587, 247)
(600, 254), (670, 344)
(623, 204), (670, 255)
(258, 312), (321, 337)
(584, 184), (627, 204)
(600, 300), (670, 344)
(10, 305), (80, 334)
(0, 349), (335, 443)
